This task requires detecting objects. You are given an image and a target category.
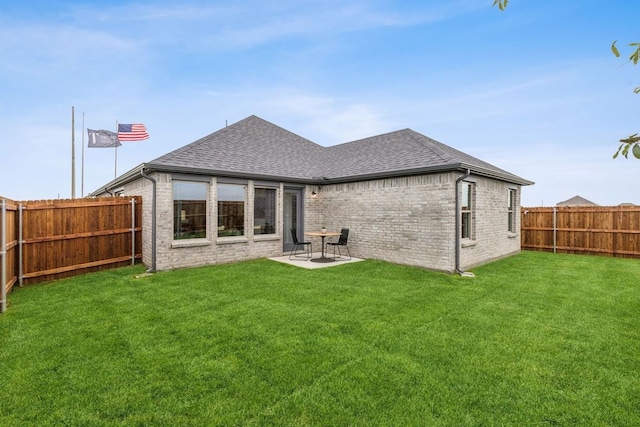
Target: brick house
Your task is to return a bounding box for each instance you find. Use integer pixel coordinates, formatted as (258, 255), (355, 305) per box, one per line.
(91, 115), (533, 273)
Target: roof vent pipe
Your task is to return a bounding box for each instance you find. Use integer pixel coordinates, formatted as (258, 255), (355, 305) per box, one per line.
(140, 168), (157, 273)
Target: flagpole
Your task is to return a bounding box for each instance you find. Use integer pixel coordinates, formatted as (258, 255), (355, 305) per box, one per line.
(71, 106), (76, 199)
(81, 112), (85, 197)
(114, 120), (118, 179)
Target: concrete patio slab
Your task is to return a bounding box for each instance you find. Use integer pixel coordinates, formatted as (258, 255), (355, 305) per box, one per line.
(268, 252), (364, 269)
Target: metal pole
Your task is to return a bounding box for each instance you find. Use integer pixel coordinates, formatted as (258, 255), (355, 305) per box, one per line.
(1, 199), (7, 313)
(131, 198), (136, 265)
(71, 106), (76, 199)
(81, 112), (85, 197)
(114, 120), (118, 179)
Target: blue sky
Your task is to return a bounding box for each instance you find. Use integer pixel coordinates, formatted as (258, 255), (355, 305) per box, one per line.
(1, 0), (638, 205)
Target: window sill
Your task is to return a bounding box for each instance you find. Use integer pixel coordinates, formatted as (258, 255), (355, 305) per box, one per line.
(172, 239), (211, 249)
(508, 232), (518, 239)
(217, 237), (249, 245)
(461, 239), (477, 248)
(254, 234), (280, 242)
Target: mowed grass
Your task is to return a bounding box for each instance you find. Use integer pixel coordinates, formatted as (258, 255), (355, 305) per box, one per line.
(0, 251), (638, 426)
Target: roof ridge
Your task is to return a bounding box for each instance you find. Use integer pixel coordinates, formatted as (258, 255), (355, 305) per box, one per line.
(137, 115), (532, 188)
(404, 129), (457, 164)
(152, 115), (248, 159)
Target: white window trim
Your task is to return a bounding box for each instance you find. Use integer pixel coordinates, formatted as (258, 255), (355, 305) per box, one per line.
(461, 181), (475, 241)
(507, 187), (517, 235)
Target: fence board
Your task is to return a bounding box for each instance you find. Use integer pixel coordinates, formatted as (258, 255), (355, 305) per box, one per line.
(0, 197), (143, 288)
(521, 206), (640, 258)
(1, 197), (19, 312)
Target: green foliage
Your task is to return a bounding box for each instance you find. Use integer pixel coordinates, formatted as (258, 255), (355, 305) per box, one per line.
(611, 40), (640, 65)
(610, 41), (640, 158)
(1, 253), (639, 425)
(492, 0), (509, 11)
(614, 134), (640, 159)
(611, 40), (640, 94)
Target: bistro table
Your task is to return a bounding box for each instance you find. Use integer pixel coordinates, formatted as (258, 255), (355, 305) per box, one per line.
(305, 231), (340, 263)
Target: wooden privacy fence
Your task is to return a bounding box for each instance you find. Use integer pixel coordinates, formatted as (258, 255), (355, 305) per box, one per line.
(0, 196), (142, 311)
(521, 206), (640, 258)
(1, 198), (19, 313)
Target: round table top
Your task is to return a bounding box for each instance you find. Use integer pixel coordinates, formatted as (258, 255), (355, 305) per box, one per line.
(305, 231), (340, 237)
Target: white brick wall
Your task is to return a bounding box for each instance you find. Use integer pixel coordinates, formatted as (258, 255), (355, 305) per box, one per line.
(123, 176), (154, 268)
(124, 173), (283, 271)
(122, 171), (522, 273)
(458, 176), (522, 270)
(308, 173), (522, 272)
(307, 174), (457, 272)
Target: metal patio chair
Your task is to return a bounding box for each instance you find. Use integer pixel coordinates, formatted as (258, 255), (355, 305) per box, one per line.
(289, 228), (313, 260)
(326, 227), (351, 260)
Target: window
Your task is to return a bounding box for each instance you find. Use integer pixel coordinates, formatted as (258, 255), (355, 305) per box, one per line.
(218, 183), (245, 237)
(508, 188), (517, 233)
(254, 187), (277, 235)
(173, 181), (208, 240)
(461, 181), (475, 239)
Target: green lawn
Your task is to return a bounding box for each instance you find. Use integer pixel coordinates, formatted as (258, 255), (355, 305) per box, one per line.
(0, 251), (638, 426)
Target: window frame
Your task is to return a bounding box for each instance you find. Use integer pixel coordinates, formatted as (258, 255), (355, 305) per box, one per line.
(217, 182), (247, 238)
(507, 188), (517, 233)
(461, 181), (475, 240)
(172, 180), (209, 241)
(253, 186), (278, 236)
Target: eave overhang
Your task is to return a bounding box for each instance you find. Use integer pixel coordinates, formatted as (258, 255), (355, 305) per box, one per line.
(90, 161), (533, 197)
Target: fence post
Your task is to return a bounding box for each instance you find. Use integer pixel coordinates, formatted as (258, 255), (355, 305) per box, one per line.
(1, 199), (7, 314)
(131, 198), (136, 266)
(553, 207), (557, 254)
(18, 204), (23, 287)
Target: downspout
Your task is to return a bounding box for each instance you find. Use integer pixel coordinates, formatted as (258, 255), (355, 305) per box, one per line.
(141, 168), (157, 273)
(455, 169), (471, 275)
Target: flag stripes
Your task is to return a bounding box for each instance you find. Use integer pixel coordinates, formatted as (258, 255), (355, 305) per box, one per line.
(117, 123), (149, 142)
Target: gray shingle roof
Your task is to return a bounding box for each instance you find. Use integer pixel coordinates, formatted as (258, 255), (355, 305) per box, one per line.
(143, 114), (532, 185)
(556, 195), (598, 206)
(150, 115), (325, 181)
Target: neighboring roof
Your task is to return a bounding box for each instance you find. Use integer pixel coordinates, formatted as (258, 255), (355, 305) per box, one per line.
(92, 115), (533, 194)
(557, 195), (599, 206)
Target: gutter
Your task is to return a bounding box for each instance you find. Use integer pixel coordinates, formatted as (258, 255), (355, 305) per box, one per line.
(140, 168), (157, 273)
(138, 161), (534, 188)
(90, 160), (533, 198)
(455, 169), (474, 276)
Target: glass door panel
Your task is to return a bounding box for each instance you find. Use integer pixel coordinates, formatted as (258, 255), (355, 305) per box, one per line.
(283, 188), (303, 252)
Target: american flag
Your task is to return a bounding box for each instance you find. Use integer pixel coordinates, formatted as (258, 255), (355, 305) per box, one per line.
(117, 123), (149, 142)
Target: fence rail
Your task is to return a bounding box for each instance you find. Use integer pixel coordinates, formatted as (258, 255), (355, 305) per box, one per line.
(0, 196), (142, 310)
(521, 206), (640, 258)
